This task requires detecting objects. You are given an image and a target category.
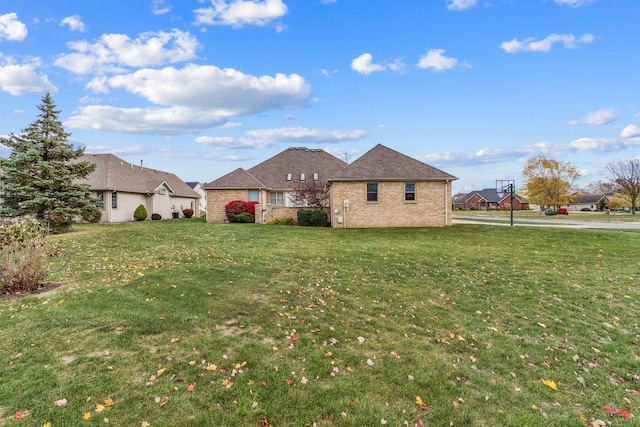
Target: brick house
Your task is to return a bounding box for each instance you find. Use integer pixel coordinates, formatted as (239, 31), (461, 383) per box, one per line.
(204, 144), (458, 228)
(328, 144), (457, 227)
(203, 147), (347, 223)
(455, 188), (529, 211)
(78, 154), (201, 222)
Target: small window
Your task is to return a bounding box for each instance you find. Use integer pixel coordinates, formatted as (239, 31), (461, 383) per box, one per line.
(405, 183), (416, 201)
(248, 190), (259, 202)
(313, 173), (318, 181)
(97, 191), (105, 209)
(286, 173), (292, 181)
(158, 188), (167, 195)
(366, 183), (378, 202)
(269, 191), (284, 205)
(111, 191), (118, 209)
(300, 173), (305, 181)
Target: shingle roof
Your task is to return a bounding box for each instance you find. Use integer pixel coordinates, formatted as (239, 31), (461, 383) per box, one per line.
(460, 188), (527, 203)
(570, 192), (605, 204)
(329, 144), (458, 182)
(204, 147), (347, 190)
(249, 147), (347, 190)
(78, 154), (199, 198)
(203, 167), (267, 190)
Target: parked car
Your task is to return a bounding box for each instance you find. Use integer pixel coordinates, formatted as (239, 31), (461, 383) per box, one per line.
(544, 207), (569, 215)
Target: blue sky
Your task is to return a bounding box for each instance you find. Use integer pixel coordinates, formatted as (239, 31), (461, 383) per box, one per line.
(1, 0), (639, 193)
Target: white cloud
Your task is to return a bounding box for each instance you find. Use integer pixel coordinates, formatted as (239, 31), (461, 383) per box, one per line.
(61, 15), (86, 32)
(68, 64), (311, 134)
(446, 0), (477, 11)
(554, 0), (596, 7)
(0, 56), (57, 95)
(0, 13), (28, 41)
(194, 0), (287, 28)
(195, 136), (236, 146)
(152, 0), (172, 15)
(568, 108), (617, 125)
(420, 136), (640, 166)
(417, 49), (467, 71)
(500, 33), (594, 53)
(245, 127), (369, 143)
(54, 29), (200, 75)
(620, 124), (640, 138)
(350, 53), (405, 75)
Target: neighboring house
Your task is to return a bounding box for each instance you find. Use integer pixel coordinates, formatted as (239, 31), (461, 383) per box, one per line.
(456, 188), (529, 211)
(186, 182), (207, 214)
(204, 144), (458, 228)
(78, 154), (200, 222)
(562, 192), (608, 212)
(203, 147), (346, 223)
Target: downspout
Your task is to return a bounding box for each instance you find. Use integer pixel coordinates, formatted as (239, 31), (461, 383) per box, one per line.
(445, 180), (450, 226)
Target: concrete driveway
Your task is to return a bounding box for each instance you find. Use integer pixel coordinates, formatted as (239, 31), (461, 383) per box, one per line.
(452, 215), (640, 230)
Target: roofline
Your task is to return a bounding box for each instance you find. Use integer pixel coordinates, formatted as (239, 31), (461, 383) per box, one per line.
(327, 177), (458, 182)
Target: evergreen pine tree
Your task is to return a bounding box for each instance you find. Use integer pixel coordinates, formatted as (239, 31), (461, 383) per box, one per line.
(0, 92), (101, 232)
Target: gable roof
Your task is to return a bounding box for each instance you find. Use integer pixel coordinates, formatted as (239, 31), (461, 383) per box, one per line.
(460, 188), (527, 204)
(78, 154), (200, 198)
(569, 191), (606, 204)
(204, 147), (347, 190)
(204, 167), (267, 190)
(329, 144), (457, 182)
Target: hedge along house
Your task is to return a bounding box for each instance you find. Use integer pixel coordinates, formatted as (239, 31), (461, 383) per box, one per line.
(78, 154), (201, 222)
(328, 144), (458, 228)
(203, 147), (347, 223)
(204, 144), (458, 228)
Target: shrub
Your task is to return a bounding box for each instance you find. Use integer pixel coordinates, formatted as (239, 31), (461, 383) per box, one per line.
(228, 212), (255, 223)
(91, 210), (102, 223)
(0, 219), (63, 293)
(265, 216), (295, 225)
(580, 207), (592, 212)
(225, 200), (259, 222)
(134, 204), (148, 221)
(182, 208), (194, 218)
(297, 209), (328, 227)
(151, 213), (162, 220)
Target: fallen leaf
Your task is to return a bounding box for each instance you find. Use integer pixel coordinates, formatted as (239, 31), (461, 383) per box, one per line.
(542, 379), (558, 391)
(187, 383), (195, 392)
(156, 368), (166, 378)
(83, 412), (92, 420)
(159, 396), (169, 407)
(95, 404), (105, 413)
(54, 398), (68, 407)
(251, 401), (259, 410)
(103, 398), (114, 407)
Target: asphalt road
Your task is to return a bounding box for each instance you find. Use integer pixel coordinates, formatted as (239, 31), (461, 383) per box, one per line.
(452, 215), (640, 230)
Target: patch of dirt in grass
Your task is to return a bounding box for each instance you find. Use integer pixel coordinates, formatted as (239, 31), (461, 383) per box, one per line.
(0, 282), (62, 300)
(61, 354), (76, 365)
(217, 320), (247, 336)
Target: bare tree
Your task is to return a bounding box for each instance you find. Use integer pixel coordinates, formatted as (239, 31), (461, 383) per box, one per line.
(288, 178), (328, 208)
(606, 158), (640, 214)
(585, 180), (619, 196)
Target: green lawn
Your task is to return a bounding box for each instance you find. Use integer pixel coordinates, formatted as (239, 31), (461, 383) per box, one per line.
(454, 209), (640, 223)
(1, 219), (639, 426)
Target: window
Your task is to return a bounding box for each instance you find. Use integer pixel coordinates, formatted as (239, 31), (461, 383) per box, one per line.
(313, 173), (318, 181)
(269, 191), (284, 205)
(158, 188), (167, 195)
(405, 183), (416, 201)
(111, 191), (118, 209)
(248, 190), (259, 202)
(286, 173), (292, 181)
(300, 173), (305, 181)
(97, 191), (105, 209)
(366, 183), (378, 202)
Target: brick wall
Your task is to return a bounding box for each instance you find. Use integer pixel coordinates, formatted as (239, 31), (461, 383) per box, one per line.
(329, 181), (452, 228)
(206, 189), (251, 223)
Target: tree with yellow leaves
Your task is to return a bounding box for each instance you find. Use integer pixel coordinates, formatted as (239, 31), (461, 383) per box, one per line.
(521, 156), (580, 210)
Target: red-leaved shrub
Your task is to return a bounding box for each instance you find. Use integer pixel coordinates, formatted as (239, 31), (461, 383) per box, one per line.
(225, 200), (259, 216)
